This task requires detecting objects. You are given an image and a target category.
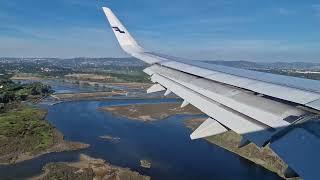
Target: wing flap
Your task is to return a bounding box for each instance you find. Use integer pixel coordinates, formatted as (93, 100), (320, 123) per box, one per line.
(151, 73), (274, 147)
(149, 65), (304, 129)
(190, 118), (228, 140)
(147, 84), (165, 93)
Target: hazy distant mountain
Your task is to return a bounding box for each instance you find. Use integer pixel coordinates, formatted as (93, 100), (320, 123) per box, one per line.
(203, 60), (320, 70)
(203, 61), (262, 69)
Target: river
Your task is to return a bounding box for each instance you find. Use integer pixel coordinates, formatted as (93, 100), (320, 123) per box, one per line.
(0, 82), (281, 180)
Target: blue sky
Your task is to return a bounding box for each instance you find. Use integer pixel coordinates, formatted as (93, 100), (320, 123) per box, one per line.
(0, 0), (320, 62)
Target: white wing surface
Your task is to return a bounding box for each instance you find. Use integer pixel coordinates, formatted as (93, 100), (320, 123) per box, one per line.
(102, 7), (320, 179)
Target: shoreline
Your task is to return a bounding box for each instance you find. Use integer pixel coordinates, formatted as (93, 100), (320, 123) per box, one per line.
(29, 154), (150, 180)
(0, 107), (89, 165)
(52, 95), (180, 101)
(11, 75), (152, 90)
(50, 91), (126, 101)
(0, 128), (90, 166)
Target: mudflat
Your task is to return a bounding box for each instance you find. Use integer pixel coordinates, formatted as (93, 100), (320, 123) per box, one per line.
(100, 102), (203, 122)
(51, 91), (126, 100)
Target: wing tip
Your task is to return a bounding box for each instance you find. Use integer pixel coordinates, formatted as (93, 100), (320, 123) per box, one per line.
(102, 7), (111, 14)
(102, 6), (110, 10)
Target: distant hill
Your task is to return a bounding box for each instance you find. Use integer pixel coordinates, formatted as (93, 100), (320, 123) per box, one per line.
(0, 57), (147, 67)
(1, 57), (319, 71)
(203, 60), (320, 70)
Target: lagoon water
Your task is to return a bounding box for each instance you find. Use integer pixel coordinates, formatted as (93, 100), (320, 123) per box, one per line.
(0, 83), (281, 180)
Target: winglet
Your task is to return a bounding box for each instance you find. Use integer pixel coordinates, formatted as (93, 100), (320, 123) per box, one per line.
(102, 7), (167, 64)
(102, 7), (144, 55)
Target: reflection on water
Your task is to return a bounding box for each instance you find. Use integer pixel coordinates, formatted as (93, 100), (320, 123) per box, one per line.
(0, 99), (281, 180)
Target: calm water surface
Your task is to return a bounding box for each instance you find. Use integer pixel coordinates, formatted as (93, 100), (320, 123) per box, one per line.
(0, 83), (282, 180)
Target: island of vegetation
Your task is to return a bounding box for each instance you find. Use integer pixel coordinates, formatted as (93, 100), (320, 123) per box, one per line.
(64, 73), (152, 90)
(140, 160), (152, 169)
(99, 102), (203, 122)
(0, 77), (89, 164)
(31, 154), (150, 180)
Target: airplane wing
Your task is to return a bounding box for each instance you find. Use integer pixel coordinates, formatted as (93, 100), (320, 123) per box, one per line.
(102, 7), (320, 180)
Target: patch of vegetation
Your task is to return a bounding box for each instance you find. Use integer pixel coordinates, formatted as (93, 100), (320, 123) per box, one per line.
(0, 78), (53, 108)
(68, 72), (150, 83)
(106, 72), (150, 83)
(34, 154), (150, 180)
(39, 163), (95, 180)
(17, 82), (53, 97)
(0, 106), (55, 157)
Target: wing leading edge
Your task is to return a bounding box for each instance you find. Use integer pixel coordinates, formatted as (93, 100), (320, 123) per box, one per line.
(102, 7), (320, 179)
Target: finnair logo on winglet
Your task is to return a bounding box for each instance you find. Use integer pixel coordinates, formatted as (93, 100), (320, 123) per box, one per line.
(112, 27), (125, 34)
